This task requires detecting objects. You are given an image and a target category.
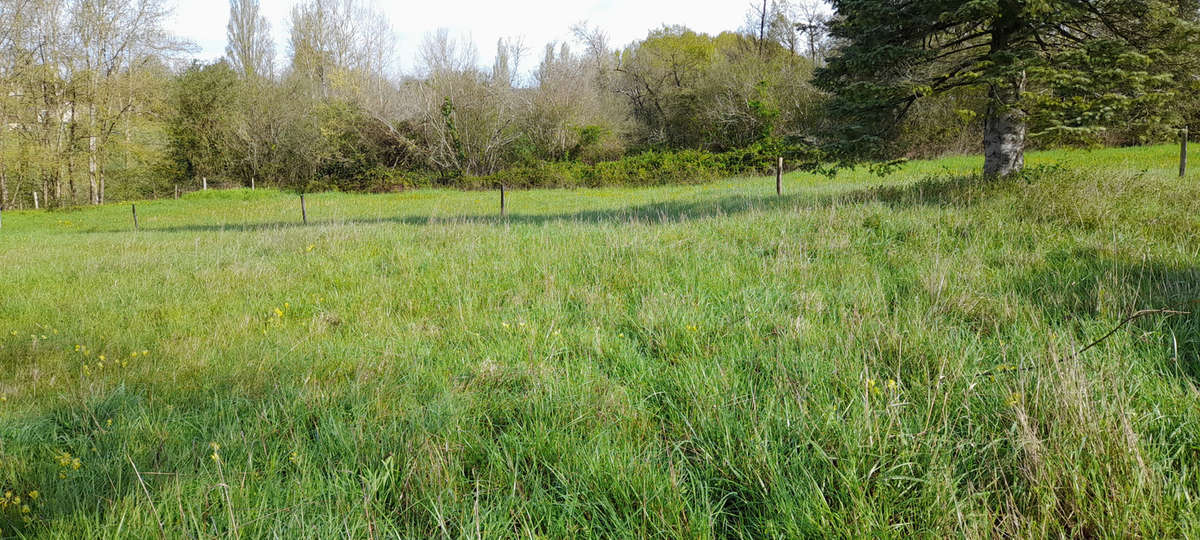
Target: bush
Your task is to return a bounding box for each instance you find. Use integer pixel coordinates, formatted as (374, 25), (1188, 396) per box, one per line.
(451, 141), (814, 191)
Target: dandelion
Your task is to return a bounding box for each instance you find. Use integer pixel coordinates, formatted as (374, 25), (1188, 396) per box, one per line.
(502, 322), (510, 329)
(1006, 393), (1022, 407)
(98, 355), (105, 362)
(866, 379), (880, 395)
(289, 452), (300, 465)
(274, 308), (284, 318)
(210, 442), (222, 463)
(886, 379), (898, 392)
(20, 505), (30, 514)
(142, 350), (149, 356)
(9, 331), (16, 336)
(306, 245), (315, 252)
(27, 491), (38, 501)
(106, 419), (113, 428)
(0, 396), (6, 403)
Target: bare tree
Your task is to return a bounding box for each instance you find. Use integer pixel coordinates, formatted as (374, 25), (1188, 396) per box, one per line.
(225, 0), (274, 79)
(793, 0), (829, 64)
(491, 37), (526, 88)
(288, 0), (395, 98)
(71, 0), (180, 204)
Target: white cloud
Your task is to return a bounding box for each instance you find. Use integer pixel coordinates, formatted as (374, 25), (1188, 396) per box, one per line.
(169, 0), (750, 73)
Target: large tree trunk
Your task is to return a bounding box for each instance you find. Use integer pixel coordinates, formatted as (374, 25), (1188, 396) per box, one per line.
(983, 73), (1027, 178)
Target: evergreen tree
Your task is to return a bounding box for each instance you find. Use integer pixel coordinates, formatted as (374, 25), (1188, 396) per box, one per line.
(816, 0), (1196, 176)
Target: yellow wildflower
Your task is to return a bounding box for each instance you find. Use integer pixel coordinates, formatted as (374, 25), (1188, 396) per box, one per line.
(28, 491), (39, 500)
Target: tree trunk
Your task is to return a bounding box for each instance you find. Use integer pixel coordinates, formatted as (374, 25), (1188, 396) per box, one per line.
(89, 103), (100, 205)
(983, 73), (1026, 178)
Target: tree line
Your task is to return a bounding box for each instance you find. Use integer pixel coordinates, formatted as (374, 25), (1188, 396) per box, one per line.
(1, 0), (1197, 209)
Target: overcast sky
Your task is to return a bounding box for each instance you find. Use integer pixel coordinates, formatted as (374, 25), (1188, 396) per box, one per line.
(168, 0), (754, 74)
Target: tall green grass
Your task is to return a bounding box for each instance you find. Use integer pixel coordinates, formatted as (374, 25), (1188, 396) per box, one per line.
(0, 145), (1198, 538)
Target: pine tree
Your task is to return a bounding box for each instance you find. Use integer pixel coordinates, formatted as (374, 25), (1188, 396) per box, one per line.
(816, 0), (1195, 176)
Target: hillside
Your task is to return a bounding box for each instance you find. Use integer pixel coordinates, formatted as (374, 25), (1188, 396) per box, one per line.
(1, 145), (1199, 537)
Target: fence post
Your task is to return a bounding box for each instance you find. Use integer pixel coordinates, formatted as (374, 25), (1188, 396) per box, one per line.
(776, 157), (783, 196)
(174, 184), (180, 199)
(251, 177), (256, 190)
(500, 184), (507, 217)
(202, 177), (208, 190)
(33, 191), (39, 210)
(1181, 127), (1189, 178)
(0, 207), (3, 229)
(132, 204), (139, 230)
(300, 194), (308, 225)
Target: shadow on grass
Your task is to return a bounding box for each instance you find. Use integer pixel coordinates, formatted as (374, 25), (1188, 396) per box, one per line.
(128, 174), (1005, 234)
(1012, 247), (1200, 379)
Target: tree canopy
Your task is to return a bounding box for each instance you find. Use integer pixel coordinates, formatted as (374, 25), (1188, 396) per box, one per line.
(816, 0), (1198, 176)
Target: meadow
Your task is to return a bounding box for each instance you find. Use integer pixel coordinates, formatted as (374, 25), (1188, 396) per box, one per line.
(1, 145), (1198, 538)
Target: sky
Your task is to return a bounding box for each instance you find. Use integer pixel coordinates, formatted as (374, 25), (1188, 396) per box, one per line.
(168, 0), (754, 74)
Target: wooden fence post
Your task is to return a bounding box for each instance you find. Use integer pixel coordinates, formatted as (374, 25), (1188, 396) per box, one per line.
(776, 157), (783, 196)
(202, 177), (208, 190)
(251, 177), (256, 190)
(300, 194), (308, 225)
(174, 184), (180, 199)
(132, 204), (139, 230)
(500, 184), (507, 217)
(33, 191), (39, 210)
(1181, 127), (1189, 178)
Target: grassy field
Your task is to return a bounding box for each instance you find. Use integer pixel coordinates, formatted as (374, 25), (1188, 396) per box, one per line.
(1, 145), (1198, 538)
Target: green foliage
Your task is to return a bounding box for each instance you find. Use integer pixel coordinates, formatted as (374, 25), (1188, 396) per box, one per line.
(816, 0), (1195, 165)
(1029, 40), (1179, 145)
(616, 27), (820, 151)
(460, 140), (817, 190)
(164, 61), (240, 183)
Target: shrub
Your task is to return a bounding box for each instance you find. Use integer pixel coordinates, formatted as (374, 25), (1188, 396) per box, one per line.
(453, 142), (813, 191)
